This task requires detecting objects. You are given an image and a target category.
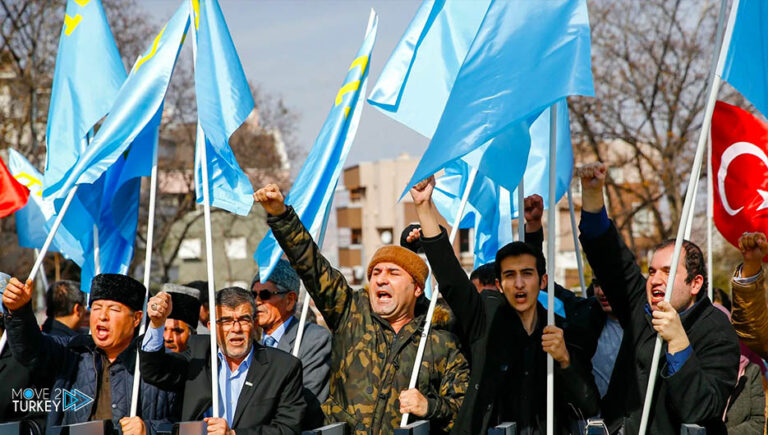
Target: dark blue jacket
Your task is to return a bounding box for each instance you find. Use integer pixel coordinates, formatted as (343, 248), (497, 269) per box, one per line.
(4, 303), (177, 433)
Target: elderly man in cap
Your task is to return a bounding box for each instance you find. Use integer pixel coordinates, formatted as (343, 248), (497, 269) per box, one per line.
(152, 284), (201, 353)
(2, 273), (177, 434)
(254, 184), (469, 434)
(251, 259), (331, 402)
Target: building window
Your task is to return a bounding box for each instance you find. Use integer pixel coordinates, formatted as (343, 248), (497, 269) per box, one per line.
(351, 228), (363, 245)
(459, 228), (471, 254)
(349, 187), (366, 202)
(225, 237), (247, 259)
(178, 238), (201, 261)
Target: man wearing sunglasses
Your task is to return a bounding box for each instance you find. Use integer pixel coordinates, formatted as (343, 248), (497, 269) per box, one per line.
(140, 287), (306, 434)
(251, 259), (332, 404)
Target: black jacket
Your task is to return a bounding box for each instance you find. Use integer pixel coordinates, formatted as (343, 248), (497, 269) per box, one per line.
(140, 334), (306, 434)
(580, 222), (739, 434)
(422, 228), (600, 434)
(3, 304), (176, 432)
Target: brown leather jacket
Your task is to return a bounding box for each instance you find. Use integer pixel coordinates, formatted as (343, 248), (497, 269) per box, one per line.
(731, 266), (768, 359)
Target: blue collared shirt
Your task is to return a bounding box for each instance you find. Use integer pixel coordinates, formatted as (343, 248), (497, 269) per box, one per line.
(141, 324), (255, 426)
(262, 315), (293, 348)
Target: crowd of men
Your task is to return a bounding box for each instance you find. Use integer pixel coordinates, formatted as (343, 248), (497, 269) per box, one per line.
(1, 162), (767, 434)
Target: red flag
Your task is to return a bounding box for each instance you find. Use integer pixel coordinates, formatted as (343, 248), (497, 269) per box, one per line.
(0, 155), (29, 218)
(711, 101), (768, 249)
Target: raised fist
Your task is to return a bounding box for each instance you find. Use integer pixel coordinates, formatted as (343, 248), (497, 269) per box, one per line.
(409, 176), (436, 206)
(147, 292), (172, 329)
(739, 232), (768, 277)
(254, 184), (287, 216)
(524, 194), (544, 232)
(575, 162), (607, 192)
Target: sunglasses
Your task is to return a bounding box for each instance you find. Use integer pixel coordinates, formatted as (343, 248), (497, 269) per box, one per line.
(252, 289), (290, 300)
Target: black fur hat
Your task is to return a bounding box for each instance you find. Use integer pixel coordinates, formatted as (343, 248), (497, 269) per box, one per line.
(89, 274), (145, 312)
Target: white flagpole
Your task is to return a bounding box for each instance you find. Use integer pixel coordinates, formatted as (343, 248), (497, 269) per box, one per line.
(28, 187), (78, 281)
(93, 226), (101, 275)
(567, 187), (587, 295)
(130, 137), (159, 417)
(518, 179), (525, 242)
(33, 249), (49, 290)
(707, 0), (728, 301)
(638, 1), (738, 433)
(400, 165), (478, 427)
(683, 164), (701, 241)
(189, 1), (220, 417)
(546, 102), (558, 435)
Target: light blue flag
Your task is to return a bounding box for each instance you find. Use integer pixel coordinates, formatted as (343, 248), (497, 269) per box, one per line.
(408, 0), (593, 194)
(368, 0), (491, 137)
(723, 1), (768, 118)
(7, 149), (86, 266)
(510, 101), (573, 218)
(77, 107), (162, 292)
(193, 0), (255, 216)
(43, 3), (189, 201)
(256, 11), (378, 282)
(43, 0), (127, 196)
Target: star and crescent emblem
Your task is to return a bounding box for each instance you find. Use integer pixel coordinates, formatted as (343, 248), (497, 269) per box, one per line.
(717, 141), (768, 216)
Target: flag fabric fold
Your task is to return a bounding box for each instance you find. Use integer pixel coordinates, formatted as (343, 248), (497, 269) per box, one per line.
(7, 149), (86, 265)
(371, 0), (592, 196)
(722, 1), (768, 119)
(367, 0), (491, 138)
(43, 0), (127, 198)
(256, 10), (379, 281)
(43, 2), (188, 202)
(193, 0), (256, 216)
(407, 0), (593, 195)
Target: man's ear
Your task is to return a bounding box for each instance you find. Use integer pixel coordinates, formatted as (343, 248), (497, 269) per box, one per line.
(414, 283), (424, 299)
(689, 275), (704, 296)
(133, 310), (143, 328)
(539, 273), (548, 291)
(286, 291), (298, 312)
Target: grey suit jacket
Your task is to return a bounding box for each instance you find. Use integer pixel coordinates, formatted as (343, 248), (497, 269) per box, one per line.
(275, 318), (331, 403)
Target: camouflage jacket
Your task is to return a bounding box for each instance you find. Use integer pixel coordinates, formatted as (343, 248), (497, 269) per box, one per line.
(269, 207), (469, 435)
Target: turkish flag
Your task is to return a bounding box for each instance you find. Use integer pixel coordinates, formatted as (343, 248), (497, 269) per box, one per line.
(0, 155), (29, 218)
(711, 101), (768, 249)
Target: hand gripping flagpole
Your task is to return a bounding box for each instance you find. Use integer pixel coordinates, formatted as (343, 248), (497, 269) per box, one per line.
(400, 165), (478, 427)
(189, 1), (220, 417)
(130, 137), (159, 417)
(638, 1), (738, 433)
(546, 102), (558, 435)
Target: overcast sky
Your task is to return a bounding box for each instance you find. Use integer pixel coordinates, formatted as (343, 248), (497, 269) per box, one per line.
(138, 0), (429, 167)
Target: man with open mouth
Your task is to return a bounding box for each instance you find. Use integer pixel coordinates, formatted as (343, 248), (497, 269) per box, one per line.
(576, 161), (739, 434)
(3, 273), (177, 434)
(408, 175), (599, 435)
(254, 183), (469, 435)
(140, 286), (307, 434)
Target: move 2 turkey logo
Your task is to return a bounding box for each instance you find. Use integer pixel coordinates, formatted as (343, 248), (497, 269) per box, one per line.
(11, 388), (93, 413)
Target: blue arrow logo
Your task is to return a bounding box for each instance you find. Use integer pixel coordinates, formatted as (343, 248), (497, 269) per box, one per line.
(62, 389), (94, 412)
